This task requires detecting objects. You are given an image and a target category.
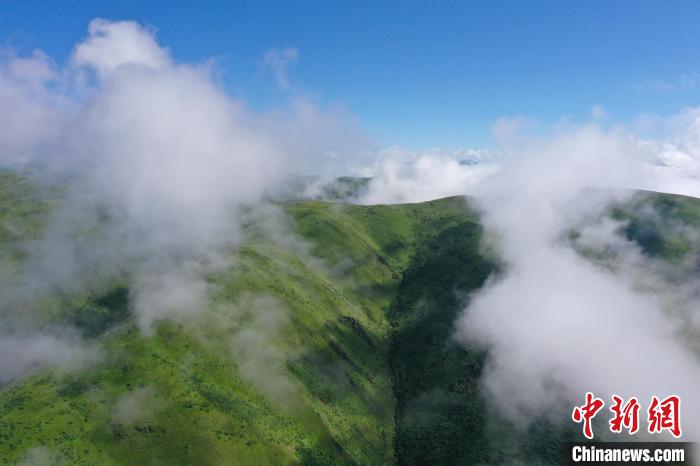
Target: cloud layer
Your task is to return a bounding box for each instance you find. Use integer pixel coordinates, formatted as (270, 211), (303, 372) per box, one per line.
(0, 19), (367, 382)
(358, 147), (498, 204)
(450, 123), (700, 439)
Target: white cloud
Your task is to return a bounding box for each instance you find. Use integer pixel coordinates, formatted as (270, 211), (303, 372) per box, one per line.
(72, 19), (170, 77)
(491, 115), (538, 147)
(0, 332), (98, 385)
(0, 49), (68, 166)
(633, 107), (700, 198)
(0, 19), (370, 382)
(453, 123), (700, 439)
(358, 146), (499, 204)
(261, 47), (298, 90)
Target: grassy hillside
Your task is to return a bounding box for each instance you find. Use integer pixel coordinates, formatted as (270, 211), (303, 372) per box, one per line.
(389, 200), (495, 464)
(0, 173), (489, 465)
(1, 174), (699, 465)
(615, 191), (700, 264)
(0, 172), (56, 276)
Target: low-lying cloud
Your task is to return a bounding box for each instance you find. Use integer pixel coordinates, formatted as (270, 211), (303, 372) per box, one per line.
(0, 19), (368, 382)
(0, 332), (97, 385)
(4, 18), (700, 444)
(359, 146), (498, 204)
(227, 294), (299, 404)
(449, 122), (700, 439)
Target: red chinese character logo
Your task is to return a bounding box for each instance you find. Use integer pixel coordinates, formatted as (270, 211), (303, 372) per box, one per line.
(648, 395), (682, 438)
(572, 392), (605, 439)
(609, 395), (640, 434)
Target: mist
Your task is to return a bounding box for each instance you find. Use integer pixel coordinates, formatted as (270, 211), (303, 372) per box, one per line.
(0, 19), (368, 382)
(358, 146), (498, 204)
(449, 122), (700, 439)
(3, 15), (700, 446)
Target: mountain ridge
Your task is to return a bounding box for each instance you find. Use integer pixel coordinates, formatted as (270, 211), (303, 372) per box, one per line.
(1, 173), (699, 465)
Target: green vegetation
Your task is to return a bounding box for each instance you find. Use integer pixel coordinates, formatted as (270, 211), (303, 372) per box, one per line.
(615, 191), (700, 263)
(1, 174), (699, 465)
(316, 177), (370, 201)
(0, 172), (488, 465)
(0, 171), (56, 267)
(390, 202), (494, 465)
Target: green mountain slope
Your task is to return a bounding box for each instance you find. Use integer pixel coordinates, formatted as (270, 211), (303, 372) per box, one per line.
(0, 172), (490, 465)
(1, 174), (699, 465)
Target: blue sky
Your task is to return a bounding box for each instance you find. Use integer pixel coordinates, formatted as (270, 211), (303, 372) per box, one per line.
(2, 0), (700, 149)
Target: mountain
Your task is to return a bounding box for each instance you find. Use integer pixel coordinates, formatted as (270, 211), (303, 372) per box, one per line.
(0, 173), (698, 465)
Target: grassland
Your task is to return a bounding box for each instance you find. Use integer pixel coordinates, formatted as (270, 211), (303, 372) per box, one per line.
(1, 174), (699, 465)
